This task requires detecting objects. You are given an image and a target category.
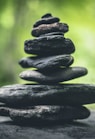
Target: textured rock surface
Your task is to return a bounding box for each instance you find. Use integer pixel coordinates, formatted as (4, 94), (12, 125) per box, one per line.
(0, 84), (95, 106)
(33, 16), (60, 27)
(0, 106), (90, 123)
(0, 106), (11, 116)
(24, 35), (75, 55)
(32, 22), (68, 37)
(19, 55), (74, 71)
(19, 67), (87, 84)
(0, 111), (95, 139)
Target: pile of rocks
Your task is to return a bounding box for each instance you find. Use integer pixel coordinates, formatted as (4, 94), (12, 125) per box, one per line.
(0, 13), (95, 125)
(19, 13), (87, 84)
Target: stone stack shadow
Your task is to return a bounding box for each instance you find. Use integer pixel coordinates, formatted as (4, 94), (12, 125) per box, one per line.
(0, 13), (95, 125)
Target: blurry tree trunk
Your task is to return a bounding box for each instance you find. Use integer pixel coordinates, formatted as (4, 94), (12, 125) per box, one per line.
(0, 0), (28, 86)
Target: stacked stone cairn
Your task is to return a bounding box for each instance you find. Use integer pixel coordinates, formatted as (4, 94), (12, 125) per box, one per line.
(0, 13), (95, 125)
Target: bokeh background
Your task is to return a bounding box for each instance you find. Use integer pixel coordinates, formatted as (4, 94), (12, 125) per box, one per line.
(0, 0), (95, 87)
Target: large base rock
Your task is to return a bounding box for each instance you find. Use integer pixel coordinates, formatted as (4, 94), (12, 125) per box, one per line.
(0, 106), (90, 125)
(0, 111), (95, 139)
(0, 84), (95, 106)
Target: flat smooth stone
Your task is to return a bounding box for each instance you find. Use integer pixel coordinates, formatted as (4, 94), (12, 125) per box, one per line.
(33, 16), (60, 27)
(0, 84), (95, 106)
(19, 67), (87, 84)
(9, 106), (90, 124)
(32, 22), (68, 37)
(24, 35), (75, 56)
(19, 55), (74, 71)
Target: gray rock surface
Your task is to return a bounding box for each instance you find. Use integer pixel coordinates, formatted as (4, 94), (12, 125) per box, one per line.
(32, 22), (68, 37)
(19, 55), (74, 71)
(0, 83), (95, 106)
(0, 106), (90, 124)
(0, 111), (95, 139)
(0, 106), (11, 116)
(40, 32), (64, 36)
(24, 35), (75, 56)
(33, 16), (60, 27)
(19, 67), (87, 84)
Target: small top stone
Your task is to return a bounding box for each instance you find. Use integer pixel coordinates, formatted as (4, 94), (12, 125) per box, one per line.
(41, 13), (52, 18)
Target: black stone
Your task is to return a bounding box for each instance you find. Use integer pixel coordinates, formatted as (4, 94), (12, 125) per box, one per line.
(19, 55), (74, 71)
(32, 22), (69, 37)
(19, 67), (87, 84)
(24, 35), (75, 56)
(9, 106), (90, 124)
(41, 13), (52, 18)
(33, 17), (60, 28)
(0, 83), (95, 106)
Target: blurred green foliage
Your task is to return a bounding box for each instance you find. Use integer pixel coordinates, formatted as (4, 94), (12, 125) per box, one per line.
(0, 0), (95, 86)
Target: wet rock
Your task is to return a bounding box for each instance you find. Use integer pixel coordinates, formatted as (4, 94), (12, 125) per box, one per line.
(19, 67), (87, 84)
(9, 106), (90, 124)
(24, 35), (75, 56)
(0, 84), (95, 106)
(32, 22), (69, 37)
(19, 55), (74, 71)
